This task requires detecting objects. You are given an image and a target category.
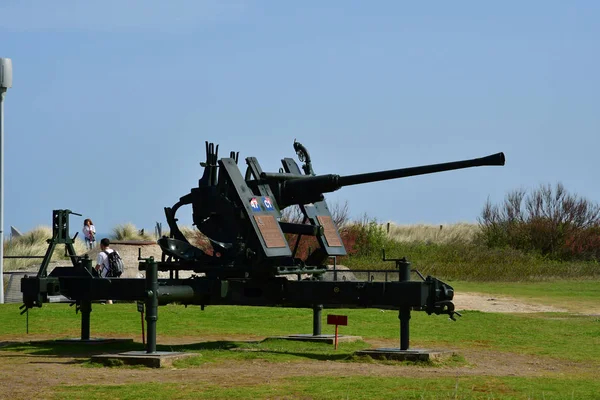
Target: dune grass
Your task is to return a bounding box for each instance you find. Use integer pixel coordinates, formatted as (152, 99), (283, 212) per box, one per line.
(386, 222), (479, 244)
(111, 223), (155, 241)
(3, 226), (87, 271)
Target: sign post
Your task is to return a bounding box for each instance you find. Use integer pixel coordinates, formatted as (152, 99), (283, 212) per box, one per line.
(327, 314), (348, 350)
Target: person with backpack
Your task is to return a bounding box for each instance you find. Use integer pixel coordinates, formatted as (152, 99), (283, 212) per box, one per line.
(95, 238), (125, 304)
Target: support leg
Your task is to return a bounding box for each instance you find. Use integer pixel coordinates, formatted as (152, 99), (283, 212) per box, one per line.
(398, 258), (411, 351)
(399, 307), (411, 350)
(145, 259), (158, 354)
(312, 304), (323, 336)
(80, 300), (92, 341)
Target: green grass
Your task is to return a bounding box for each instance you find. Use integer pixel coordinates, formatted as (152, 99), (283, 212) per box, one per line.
(452, 280), (600, 312)
(2, 303), (599, 363)
(3, 291), (599, 399)
(51, 376), (600, 399)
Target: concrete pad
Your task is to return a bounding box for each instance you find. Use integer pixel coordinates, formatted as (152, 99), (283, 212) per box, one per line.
(354, 348), (455, 362)
(268, 334), (363, 344)
(91, 350), (194, 368)
(51, 338), (134, 345)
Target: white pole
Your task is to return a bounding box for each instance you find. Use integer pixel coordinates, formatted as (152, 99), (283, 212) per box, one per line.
(0, 57), (12, 304)
(0, 87), (5, 304)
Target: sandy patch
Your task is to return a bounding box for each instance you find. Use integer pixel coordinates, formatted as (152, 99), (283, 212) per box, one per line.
(453, 292), (567, 313)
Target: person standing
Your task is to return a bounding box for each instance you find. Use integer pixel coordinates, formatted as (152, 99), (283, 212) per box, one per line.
(95, 238), (121, 304)
(83, 219), (96, 250)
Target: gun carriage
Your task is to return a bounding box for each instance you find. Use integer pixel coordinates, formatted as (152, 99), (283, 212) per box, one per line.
(21, 141), (505, 352)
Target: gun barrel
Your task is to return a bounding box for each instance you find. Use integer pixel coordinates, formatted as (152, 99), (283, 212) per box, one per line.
(337, 152), (505, 187)
(280, 152), (505, 206)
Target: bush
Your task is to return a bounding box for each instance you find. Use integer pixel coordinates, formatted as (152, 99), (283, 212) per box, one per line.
(478, 183), (600, 261)
(342, 214), (393, 257)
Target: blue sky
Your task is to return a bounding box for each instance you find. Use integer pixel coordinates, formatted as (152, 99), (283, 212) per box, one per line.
(1, 1), (599, 235)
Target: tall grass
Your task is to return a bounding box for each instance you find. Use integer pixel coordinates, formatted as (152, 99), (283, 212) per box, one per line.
(111, 223), (155, 241)
(3, 226), (87, 271)
(386, 222), (478, 244)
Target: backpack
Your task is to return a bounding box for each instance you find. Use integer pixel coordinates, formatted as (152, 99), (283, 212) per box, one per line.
(103, 250), (124, 277)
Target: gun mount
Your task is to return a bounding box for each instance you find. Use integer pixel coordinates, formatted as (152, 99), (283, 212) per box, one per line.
(20, 140), (505, 354)
(163, 141), (504, 277)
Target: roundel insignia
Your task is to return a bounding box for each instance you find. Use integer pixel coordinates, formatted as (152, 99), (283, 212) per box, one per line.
(263, 196), (274, 211)
(249, 198), (261, 212)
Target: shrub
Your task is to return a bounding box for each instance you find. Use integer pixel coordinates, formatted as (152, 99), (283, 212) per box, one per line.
(342, 214), (393, 257)
(478, 183), (600, 261)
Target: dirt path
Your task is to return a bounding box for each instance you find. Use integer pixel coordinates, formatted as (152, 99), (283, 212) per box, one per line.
(1, 334), (596, 400)
(453, 292), (568, 313)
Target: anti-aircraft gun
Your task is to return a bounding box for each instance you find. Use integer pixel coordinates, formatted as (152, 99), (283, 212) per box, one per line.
(161, 141), (505, 279)
(20, 140), (505, 354)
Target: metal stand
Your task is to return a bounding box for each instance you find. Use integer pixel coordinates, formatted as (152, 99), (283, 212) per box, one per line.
(145, 258), (158, 354)
(80, 257), (92, 340)
(398, 258), (411, 350)
(312, 304), (322, 336)
(80, 301), (92, 341)
(91, 257), (192, 367)
(381, 251), (413, 350)
(354, 253), (454, 361)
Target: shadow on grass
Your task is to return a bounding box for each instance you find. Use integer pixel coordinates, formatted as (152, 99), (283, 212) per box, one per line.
(159, 338), (361, 362)
(156, 340), (247, 352)
(235, 349), (351, 362)
(1, 338), (366, 364)
(0, 340), (145, 358)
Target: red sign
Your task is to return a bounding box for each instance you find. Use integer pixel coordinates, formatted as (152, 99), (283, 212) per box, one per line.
(327, 314), (348, 326)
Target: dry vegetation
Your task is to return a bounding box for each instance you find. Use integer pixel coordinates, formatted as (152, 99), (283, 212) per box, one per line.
(386, 222), (478, 244)
(112, 223), (155, 241)
(3, 226), (86, 271)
